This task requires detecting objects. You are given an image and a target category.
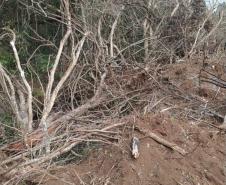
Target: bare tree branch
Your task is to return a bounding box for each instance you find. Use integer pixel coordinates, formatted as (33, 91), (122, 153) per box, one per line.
(5, 29), (33, 132)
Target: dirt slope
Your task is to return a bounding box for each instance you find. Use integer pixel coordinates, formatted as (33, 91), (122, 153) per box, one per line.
(31, 58), (226, 185)
(40, 113), (225, 185)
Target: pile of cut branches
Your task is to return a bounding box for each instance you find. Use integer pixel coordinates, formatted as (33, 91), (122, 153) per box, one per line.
(0, 0), (222, 184)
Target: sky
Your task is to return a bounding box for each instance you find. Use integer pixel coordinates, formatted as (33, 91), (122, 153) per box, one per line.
(205, 0), (226, 6)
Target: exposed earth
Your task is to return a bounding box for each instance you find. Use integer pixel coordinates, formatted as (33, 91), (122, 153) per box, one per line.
(40, 113), (225, 185)
(34, 57), (226, 185)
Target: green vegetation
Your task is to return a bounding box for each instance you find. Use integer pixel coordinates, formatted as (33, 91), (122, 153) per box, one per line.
(0, 113), (17, 142)
(0, 48), (16, 73)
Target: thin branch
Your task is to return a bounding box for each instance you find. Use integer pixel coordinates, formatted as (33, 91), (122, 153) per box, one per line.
(44, 0), (72, 104)
(109, 6), (124, 58)
(5, 29), (33, 132)
(54, 70), (107, 124)
(0, 65), (22, 125)
(41, 33), (89, 124)
(171, 0), (179, 17)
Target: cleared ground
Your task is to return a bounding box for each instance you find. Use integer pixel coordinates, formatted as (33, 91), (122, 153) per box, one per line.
(38, 57), (226, 185)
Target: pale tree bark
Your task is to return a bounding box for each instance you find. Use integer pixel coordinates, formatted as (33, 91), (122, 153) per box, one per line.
(0, 65), (23, 126)
(143, 0), (153, 62)
(109, 5), (124, 58)
(0, 0), (89, 149)
(10, 36), (33, 132)
(1, 28), (33, 132)
(37, 0), (89, 153)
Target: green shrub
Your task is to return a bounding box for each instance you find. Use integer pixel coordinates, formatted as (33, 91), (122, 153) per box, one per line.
(0, 48), (16, 73)
(0, 113), (16, 143)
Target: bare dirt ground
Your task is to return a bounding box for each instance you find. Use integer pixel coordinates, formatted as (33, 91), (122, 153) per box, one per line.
(37, 113), (225, 185)
(34, 57), (226, 185)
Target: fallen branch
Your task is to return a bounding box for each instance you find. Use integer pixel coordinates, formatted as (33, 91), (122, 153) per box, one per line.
(204, 171), (225, 185)
(1, 69), (107, 155)
(135, 126), (187, 155)
(1, 122), (126, 179)
(54, 70), (107, 124)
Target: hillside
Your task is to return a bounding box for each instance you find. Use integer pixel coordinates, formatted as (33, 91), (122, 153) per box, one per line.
(0, 1), (226, 184)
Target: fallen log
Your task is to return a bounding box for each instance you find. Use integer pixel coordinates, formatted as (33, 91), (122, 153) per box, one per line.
(135, 126), (188, 155)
